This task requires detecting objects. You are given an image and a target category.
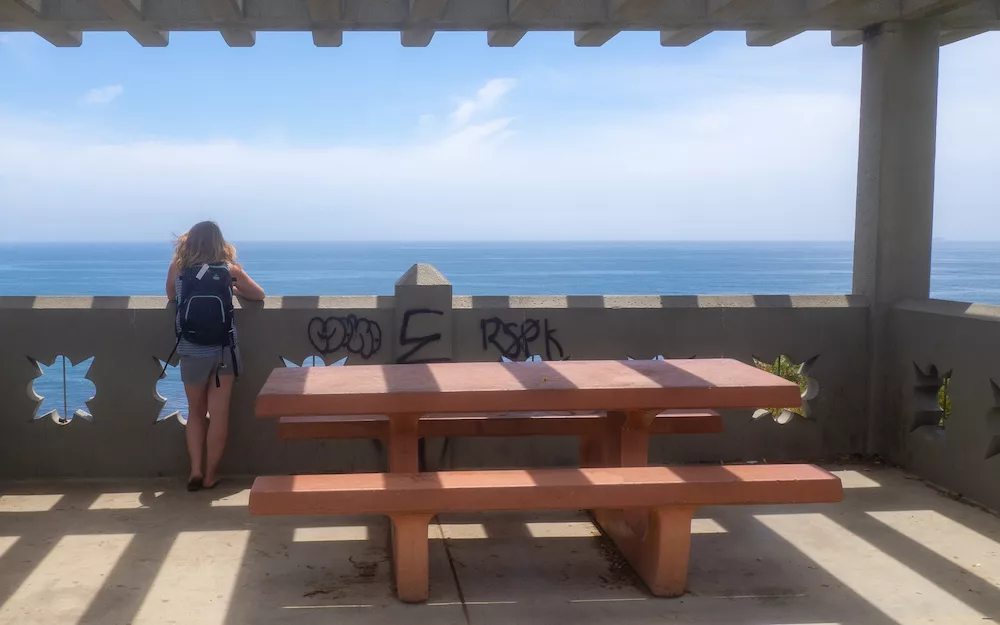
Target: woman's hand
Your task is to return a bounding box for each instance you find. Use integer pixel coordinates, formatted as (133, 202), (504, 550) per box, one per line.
(231, 265), (265, 301)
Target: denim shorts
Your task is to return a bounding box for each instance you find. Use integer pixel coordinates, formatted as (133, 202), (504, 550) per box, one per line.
(179, 347), (241, 386)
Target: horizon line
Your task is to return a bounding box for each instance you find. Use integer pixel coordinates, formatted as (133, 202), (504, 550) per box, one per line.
(0, 239), (992, 245)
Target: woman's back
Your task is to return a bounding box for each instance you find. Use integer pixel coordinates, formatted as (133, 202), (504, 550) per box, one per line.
(165, 220), (263, 492)
(173, 264), (238, 357)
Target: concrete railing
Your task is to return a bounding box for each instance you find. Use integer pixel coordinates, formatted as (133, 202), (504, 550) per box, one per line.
(0, 265), (869, 479)
(887, 299), (1000, 512)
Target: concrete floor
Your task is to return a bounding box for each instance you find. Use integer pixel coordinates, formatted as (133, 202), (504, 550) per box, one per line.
(0, 466), (998, 625)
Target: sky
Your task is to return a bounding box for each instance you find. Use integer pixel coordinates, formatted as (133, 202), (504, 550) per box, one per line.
(0, 29), (997, 242)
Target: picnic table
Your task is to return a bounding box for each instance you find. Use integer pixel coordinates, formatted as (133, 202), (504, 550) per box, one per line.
(250, 358), (842, 601)
(256, 358), (801, 470)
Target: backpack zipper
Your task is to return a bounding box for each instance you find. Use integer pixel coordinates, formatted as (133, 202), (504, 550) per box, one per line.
(185, 295), (226, 320)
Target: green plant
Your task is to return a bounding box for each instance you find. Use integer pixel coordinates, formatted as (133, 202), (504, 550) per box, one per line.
(937, 376), (952, 427)
(752, 354), (816, 424)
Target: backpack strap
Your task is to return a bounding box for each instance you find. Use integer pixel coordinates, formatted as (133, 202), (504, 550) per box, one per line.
(159, 336), (180, 382)
(230, 343), (240, 380)
(229, 313), (239, 381)
(215, 347), (222, 389)
(215, 333), (240, 389)
(175, 269), (191, 334)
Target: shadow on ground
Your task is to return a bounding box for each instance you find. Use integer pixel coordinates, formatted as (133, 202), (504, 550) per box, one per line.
(0, 466), (998, 625)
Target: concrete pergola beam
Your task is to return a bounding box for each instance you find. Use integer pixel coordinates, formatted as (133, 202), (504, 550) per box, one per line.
(410, 0), (452, 22)
(831, 29), (864, 45)
(575, 28), (620, 46)
(401, 28), (434, 46)
(0, 0), (996, 48)
(659, 28), (711, 45)
(746, 0), (866, 47)
(91, 0), (167, 46)
(487, 28), (526, 46)
(902, 0), (981, 18)
(204, 0), (254, 46)
(940, 26), (988, 42)
(746, 29), (803, 45)
(306, 0), (347, 47)
(1, 0), (80, 46)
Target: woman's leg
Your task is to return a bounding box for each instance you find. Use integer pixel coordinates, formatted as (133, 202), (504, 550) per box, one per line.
(203, 374), (234, 488)
(184, 382), (210, 483)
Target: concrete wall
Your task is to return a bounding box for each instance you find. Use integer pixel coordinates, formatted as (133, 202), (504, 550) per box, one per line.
(451, 295), (869, 468)
(7, 281), (994, 512)
(0, 279), (869, 479)
(886, 299), (1000, 512)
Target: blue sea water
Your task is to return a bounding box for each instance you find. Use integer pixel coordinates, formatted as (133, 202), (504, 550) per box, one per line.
(0, 241), (997, 299)
(2, 241), (998, 423)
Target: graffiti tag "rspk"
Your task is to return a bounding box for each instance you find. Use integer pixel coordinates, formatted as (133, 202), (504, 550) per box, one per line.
(480, 317), (566, 361)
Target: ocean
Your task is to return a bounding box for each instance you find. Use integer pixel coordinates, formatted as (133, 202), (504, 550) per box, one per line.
(2, 240), (999, 299)
(2, 241), (997, 422)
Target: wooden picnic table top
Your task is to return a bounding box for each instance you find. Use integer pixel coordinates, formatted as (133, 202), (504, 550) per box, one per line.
(256, 358), (801, 418)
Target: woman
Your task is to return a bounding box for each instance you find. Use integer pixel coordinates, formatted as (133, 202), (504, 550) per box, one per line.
(166, 221), (265, 491)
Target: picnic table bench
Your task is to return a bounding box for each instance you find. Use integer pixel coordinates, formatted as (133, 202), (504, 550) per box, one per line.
(276, 409), (723, 468)
(251, 358), (843, 601)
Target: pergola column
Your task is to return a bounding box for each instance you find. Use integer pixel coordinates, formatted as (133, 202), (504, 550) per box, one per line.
(852, 21), (940, 453)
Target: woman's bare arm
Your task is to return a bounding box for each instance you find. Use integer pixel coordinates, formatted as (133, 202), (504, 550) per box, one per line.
(166, 263), (178, 300)
(231, 265), (265, 301)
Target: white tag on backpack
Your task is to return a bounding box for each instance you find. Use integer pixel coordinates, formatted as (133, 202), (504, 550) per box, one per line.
(196, 264), (209, 280)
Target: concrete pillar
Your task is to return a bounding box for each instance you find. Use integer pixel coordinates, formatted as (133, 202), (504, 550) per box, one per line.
(392, 264), (454, 365)
(853, 21), (940, 305)
(852, 21), (940, 455)
(393, 264), (455, 471)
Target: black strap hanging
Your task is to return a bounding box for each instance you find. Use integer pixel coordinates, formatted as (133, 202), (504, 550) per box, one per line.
(159, 336), (180, 381)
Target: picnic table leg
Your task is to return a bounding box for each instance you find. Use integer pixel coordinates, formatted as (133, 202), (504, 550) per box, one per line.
(595, 410), (660, 546)
(595, 505), (696, 597)
(579, 431), (606, 467)
(390, 513), (434, 602)
(606, 409), (657, 467)
(582, 408), (652, 467)
(387, 413), (422, 473)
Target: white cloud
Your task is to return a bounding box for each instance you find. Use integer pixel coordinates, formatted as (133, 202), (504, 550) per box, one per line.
(449, 78), (516, 128)
(81, 84), (124, 106)
(0, 33), (997, 242)
(0, 94), (859, 241)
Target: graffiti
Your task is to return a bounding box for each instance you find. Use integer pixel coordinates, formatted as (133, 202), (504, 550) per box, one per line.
(480, 317), (566, 361)
(308, 315), (382, 360)
(397, 309), (451, 364)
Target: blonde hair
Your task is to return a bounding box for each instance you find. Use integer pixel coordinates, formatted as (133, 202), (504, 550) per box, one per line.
(172, 221), (237, 270)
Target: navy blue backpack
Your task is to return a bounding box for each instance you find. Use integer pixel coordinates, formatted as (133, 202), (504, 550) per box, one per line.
(162, 264), (239, 386)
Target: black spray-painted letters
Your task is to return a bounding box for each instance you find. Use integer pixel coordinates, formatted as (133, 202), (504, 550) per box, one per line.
(480, 317), (565, 361)
(397, 309), (451, 364)
(308, 315), (382, 360)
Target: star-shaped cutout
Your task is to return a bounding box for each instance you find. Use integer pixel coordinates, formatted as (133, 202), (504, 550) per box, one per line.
(751, 354), (819, 425)
(155, 359), (186, 425)
(911, 363), (951, 431)
(30, 355), (96, 425)
(500, 355), (544, 363)
(986, 379), (1000, 460)
(281, 355), (348, 368)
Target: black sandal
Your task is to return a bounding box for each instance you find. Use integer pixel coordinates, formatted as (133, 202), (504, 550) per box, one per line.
(186, 477), (203, 492)
(202, 478), (222, 490)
